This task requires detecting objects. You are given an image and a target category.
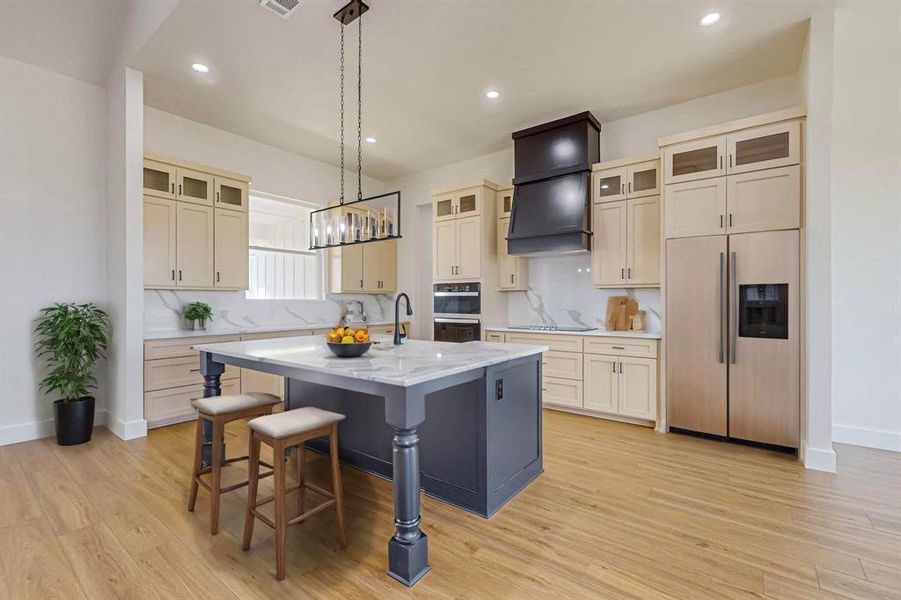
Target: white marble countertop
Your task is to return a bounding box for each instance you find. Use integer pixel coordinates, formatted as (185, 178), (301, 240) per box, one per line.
(485, 326), (662, 340)
(144, 320), (408, 341)
(193, 336), (548, 387)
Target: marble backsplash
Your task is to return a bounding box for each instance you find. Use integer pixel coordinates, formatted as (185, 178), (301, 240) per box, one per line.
(506, 254), (661, 333)
(144, 290), (397, 334)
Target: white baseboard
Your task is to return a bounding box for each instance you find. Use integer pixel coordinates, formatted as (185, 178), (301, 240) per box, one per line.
(108, 416), (148, 440)
(801, 441), (837, 472)
(833, 424), (901, 453)
(0, 410), (108, 446)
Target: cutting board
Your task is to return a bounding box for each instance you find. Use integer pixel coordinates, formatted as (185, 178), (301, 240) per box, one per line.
(605, 296), (639, 331)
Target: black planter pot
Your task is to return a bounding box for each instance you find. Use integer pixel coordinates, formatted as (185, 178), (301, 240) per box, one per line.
(53, 396), (95, 446)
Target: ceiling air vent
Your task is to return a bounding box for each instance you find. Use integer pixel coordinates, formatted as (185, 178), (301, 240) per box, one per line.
(259, 0), (301, 19)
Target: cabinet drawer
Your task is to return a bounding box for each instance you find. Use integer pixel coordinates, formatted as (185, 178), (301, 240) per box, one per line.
(144, 335), (240, 360)
(503, 332), (583, 353)
(584, 337), (657, 358)
(485, 331), (504, 342)
(145, 379), (240, 428)
(541, 351), (583, 380)
(144, 356), (239, 392)
(542, 376), (583, 409)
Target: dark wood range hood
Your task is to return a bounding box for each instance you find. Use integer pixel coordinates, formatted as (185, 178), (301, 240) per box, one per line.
(507, 111), (601, 256)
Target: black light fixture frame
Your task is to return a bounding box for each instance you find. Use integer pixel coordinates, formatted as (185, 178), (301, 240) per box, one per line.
(308, 190), (402, 250)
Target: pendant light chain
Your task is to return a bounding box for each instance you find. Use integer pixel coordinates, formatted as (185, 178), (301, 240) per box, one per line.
(356, 13), (363, 201)
(338, 24), (345, 204)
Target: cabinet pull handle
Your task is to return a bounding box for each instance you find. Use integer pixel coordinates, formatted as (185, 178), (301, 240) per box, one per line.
(216, 271), (220, 283)
(720, 214), (724, 228)
(360, 279), (363, 288)
(729, 154), (733, 168)
(171, 183), (175, 194)
(628, 182), (632, 193)
(190, 368), (200, 372)
(719, 155), (723, 169)
(178, 270), (182, 281)
(511, 274), (514, 284)
(612, 346), (625, 350)
(620, 361), (623, 373)
(216, 191), (220, 202)
(612, 361), (616, 373)
(178, 183), (182, 195)
(621, 268), (625, 280)
(627, 268), (631, 279)
(171, 269), (175, 281)
(729, 213), (733, 227)
(621, 183), (624, 195)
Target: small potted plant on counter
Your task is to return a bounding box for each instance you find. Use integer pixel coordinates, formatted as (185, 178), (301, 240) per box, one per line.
(183, 302), (213, 331)
(34, 303), (110, 446)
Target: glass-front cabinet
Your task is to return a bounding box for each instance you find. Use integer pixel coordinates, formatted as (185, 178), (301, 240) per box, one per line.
(143, 160), (177, 199)
(177, 168), (214, 206)
(627, 160), (660, 198)
(726, 121), (800, 175)
(433, 194), (455, 222)
(214, 176), (248, 212)
(592, 167), (627, 203)
(496, 187), (514, 218)
(664, 137), (726, 185)
(433, 187), (482, 221)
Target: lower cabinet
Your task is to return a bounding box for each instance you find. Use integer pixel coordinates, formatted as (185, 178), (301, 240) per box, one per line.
(487, 330), (658, 424)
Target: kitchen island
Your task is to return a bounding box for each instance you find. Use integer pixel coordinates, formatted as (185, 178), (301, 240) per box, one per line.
(192, 336), (547, 587)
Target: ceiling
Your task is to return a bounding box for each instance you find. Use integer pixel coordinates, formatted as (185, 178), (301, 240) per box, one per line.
(138, 1), (821, 180)
(0, 0), (131, 86)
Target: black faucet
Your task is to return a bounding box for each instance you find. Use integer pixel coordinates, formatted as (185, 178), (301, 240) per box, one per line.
(394, 293), (413, 345)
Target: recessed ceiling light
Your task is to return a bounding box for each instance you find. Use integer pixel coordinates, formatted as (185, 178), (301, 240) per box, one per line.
(700, 12), (720, 26)
(365, 137), (377, 143)
(485, 90), (500, 99)
(192, 63), (209, 73)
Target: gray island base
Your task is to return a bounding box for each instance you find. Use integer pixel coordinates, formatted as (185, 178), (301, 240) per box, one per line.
(193, 337), (547, 587)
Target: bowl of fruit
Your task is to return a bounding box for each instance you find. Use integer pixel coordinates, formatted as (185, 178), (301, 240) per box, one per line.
(325, 326), (372, 358)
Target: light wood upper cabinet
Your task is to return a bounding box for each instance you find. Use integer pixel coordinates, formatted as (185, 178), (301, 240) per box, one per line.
(497, 217), (528, 291)
(592, 167), (628, 203)
(176, 203), (214, 288)
(592, 196), (659, 287)
(333, 243), (363, 292)
(626, 196), (660, 286)
(497, 188), (514, 218)
(177, 168), (214, 206)
(433, 188), (481, 221)
(726, 121), (800, 175)
(456, 215), (482, 280)
(143, 197), (177, 287)
(144, 155), (251, 290)
(664, 177), (727, 239)
(214, 176), (248, 212)
(592, 201), (627, 286)
(433, 194), (455, 222)
(143, 160), (177, 199)
(214, 209), (248, 289)
(433, 219), (457, 280)
(627, 160), (660, 198)
(726, 165), (800, 234)
(664, 137), (726, 184)
(329, 239), (395, 293)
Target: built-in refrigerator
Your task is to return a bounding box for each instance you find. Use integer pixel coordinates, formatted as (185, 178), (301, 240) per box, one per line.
(666, 229), (799, 448)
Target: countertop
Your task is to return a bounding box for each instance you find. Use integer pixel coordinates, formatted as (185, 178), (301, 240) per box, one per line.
(485, 326), (662, 340)
(144, 320), (407, 341)
(193, 336), (548, 387)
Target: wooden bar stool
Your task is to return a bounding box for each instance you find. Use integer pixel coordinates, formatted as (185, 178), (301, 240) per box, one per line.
(187, 392), (281, 535)
(242, 407), (347, 581)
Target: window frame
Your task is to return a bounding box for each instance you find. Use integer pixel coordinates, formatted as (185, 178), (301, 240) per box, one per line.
(245, 191), (326, 301)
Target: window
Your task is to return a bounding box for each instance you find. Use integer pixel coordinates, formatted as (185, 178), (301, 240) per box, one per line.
(246, 193), (324, 300)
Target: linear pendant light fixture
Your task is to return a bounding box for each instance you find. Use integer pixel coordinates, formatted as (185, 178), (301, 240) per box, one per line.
(310, 0), (402, 250)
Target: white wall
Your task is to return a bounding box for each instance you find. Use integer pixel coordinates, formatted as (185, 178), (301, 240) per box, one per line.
(829, 2), (901, 452)
(600, 73), (803, 161)
(0, 57), (109, 444)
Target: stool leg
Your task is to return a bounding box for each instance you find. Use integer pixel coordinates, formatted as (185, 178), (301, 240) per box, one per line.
(296, 444), (306, 517)
(187, 416), (204, 512)
(329, 424), (348, 548)
(209, 418), (224, 535)
(242, 431), (261, 551)
(274, 440), (287, 581)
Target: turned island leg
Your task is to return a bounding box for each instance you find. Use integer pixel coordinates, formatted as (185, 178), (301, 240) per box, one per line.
(199, 351), (224, 469)
(385, 388), (430, 586)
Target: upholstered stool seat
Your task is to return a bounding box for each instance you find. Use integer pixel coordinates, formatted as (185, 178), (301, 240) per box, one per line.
(242, 407), (348, 581)
(191, 392), (281, 415)
(187, 392), (281, 535)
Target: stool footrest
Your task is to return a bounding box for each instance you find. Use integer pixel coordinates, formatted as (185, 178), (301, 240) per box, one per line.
(250, 509), (276, 530)
(288, 499), (336, 527)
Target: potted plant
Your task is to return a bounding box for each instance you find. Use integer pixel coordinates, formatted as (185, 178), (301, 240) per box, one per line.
(183, 302), (213, 331)
(34, 303), (110, 446)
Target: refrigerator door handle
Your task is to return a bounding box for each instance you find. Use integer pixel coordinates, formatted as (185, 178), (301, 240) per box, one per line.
(718, 252), (725, 363)
(730, 251), (737, 364)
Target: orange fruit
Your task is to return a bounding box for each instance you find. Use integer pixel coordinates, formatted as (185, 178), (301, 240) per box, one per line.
(355, 330), (368, 342)
(334, 327), (345, 338)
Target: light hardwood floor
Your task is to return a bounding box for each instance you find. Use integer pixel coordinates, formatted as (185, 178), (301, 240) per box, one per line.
(2, 410), (900, 599)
